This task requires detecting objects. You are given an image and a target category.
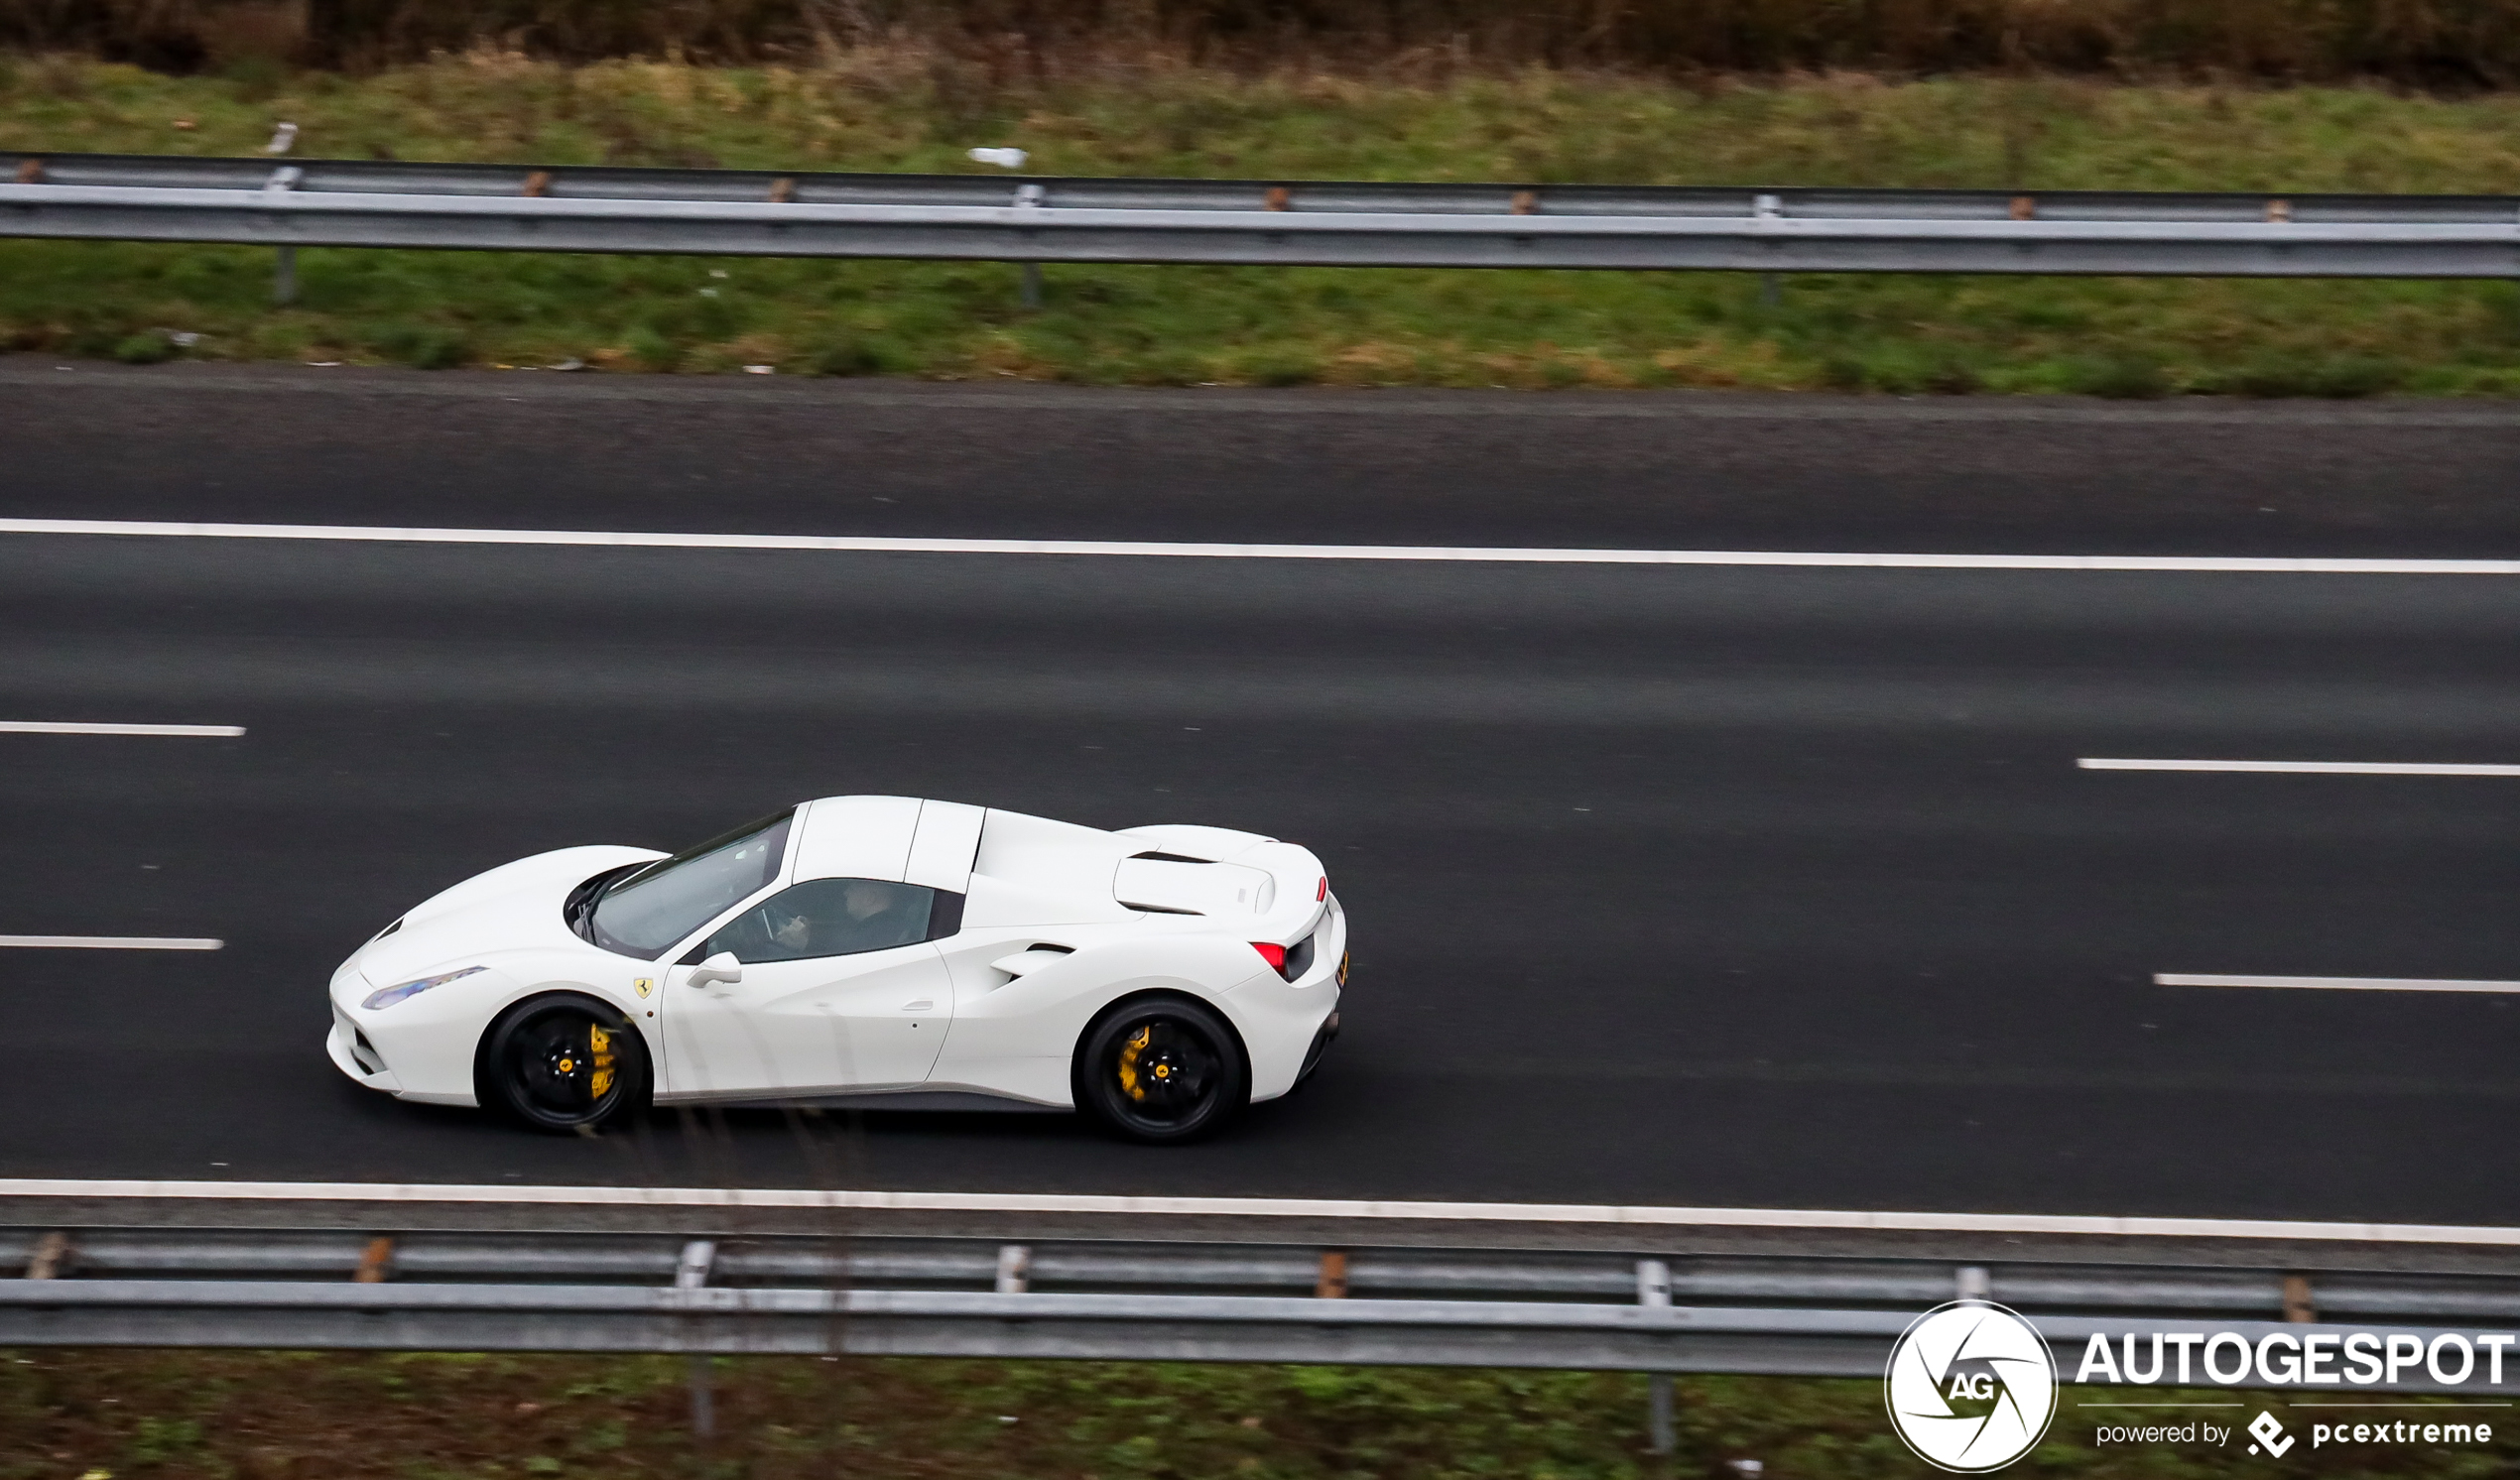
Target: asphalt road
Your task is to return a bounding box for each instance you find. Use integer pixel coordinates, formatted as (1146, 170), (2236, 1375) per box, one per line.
(9, 360), (2520, 556)
(6, 364), (2520, 1224)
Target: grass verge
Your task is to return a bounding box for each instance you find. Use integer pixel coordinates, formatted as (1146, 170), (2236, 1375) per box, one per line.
(7, 55), (2520, 393)
(4, 1348), (2510, 1479)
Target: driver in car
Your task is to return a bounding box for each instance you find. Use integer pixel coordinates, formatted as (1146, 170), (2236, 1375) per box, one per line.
(767, 880), (918, 955)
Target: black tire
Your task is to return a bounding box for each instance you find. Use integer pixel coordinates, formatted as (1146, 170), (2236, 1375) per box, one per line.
(1073, 996), (1249, 1144)
(477, 995), (651, 1133)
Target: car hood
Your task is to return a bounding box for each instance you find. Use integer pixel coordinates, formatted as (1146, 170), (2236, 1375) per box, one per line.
(355, 844), (663, 985)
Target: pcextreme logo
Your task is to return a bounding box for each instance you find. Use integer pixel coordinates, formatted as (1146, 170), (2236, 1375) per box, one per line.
(1885, 1301), (2060, 1472)
(2247, 1412), (2295, 1457)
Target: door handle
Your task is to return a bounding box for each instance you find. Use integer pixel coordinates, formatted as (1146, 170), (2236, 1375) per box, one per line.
(902, 999), (935, 1012)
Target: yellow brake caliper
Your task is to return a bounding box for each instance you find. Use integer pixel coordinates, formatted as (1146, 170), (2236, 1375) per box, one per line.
(588, 1024), (616, 1099)
(1116, 1026), (1150, 1101)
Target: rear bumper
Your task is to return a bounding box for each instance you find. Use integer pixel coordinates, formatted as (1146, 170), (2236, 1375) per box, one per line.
(1296, 1011), (1340, 1086)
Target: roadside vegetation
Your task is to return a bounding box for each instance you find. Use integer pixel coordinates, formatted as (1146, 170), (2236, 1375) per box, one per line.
(12, 0), (2519, 80)
(6, 53), (2520, 393)
(2, 1347), (2505, 1479)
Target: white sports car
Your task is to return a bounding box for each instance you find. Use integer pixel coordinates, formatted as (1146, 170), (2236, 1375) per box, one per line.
(326, 797), (1345, 1142)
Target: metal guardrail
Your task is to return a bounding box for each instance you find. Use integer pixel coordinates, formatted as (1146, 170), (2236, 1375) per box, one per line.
(6, 1227), (2520, 1391)
(5, 151), (2518, 279)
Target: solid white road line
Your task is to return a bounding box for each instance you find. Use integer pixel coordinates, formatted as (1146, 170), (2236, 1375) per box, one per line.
(0, 720), (245, 738)
(7, 516), (2520, 573)
(2159, 973), (2520, 994)
(0, 936), (223, 950)
(2083, 758), (2520, 776)
(0, 1176), (2515, 1246)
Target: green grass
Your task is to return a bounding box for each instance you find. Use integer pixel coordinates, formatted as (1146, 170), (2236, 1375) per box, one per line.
(2, 1347), (2507, 1479)
(8, 55), (2520, 393)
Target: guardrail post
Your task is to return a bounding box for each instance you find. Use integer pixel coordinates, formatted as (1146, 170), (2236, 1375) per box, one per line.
(1752, 193), (1784, 307)
(1639, 1259), (1675, 1455)
(1015, 183), (1045, 309)
(24, 1231), (68, 1279)
(677, 1240), (717, 1439)
(995, 1244), (1031, 1295)
(1957, 1266), (1990, 1301)
(264, 166), (304, 307)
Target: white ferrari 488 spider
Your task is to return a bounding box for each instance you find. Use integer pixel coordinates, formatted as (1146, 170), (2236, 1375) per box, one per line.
(326, 798), (1345, 1142)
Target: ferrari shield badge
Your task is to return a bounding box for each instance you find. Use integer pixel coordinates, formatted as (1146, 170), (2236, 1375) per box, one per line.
(633, 977), (653, 999)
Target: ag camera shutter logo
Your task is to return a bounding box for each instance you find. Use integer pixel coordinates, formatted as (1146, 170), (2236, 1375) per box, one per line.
(1885, 1301), (2059, 1471)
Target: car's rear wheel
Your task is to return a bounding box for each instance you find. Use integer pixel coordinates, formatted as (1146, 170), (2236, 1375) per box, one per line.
(1073, 996), (1248, 1144)
(478, 995), (650, 1133)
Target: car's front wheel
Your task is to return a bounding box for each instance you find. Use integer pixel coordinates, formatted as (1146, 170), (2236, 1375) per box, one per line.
(1073, 996), (1248, 1144)
(477, 995), (651, 1133)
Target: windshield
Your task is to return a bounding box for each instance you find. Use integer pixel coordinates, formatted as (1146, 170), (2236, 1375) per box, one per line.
(587, 809), (794, 958)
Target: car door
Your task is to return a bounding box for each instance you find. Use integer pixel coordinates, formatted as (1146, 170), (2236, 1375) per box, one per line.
(660, 877), (953, 1098)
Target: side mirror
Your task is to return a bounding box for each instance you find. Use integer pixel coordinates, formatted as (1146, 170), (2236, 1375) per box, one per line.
(688, 951), (743, 987)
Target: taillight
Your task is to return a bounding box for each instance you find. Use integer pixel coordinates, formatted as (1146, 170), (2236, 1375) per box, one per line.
(1316, 876), (1327, 902)
(1254, 936), (1318, 982)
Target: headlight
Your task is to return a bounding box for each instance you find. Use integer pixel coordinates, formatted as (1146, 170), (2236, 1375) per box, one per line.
(362, 965), (485, 1011)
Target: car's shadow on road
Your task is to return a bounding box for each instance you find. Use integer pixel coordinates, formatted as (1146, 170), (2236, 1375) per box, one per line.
(305, 1063), (1371, 1198)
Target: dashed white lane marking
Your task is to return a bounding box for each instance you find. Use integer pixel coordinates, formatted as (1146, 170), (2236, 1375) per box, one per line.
(2159, 973), (2520, 994)
(6, 516), (2520, 572)
(0, 936), (223, 950)
(0, 1177), (2513, 1246)
(0, 720), (245, 738)
(2083, 758), (2520, 776)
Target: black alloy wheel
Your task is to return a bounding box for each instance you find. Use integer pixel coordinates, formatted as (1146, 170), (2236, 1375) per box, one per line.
(479, 996), (650, 1133)
(1074, 997), (1248, 1144)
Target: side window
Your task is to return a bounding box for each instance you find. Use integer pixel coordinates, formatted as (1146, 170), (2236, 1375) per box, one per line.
(705, 878), (936, 964)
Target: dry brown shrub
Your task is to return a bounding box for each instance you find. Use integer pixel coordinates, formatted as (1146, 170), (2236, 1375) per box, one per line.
(2, 0), (2517, 84)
